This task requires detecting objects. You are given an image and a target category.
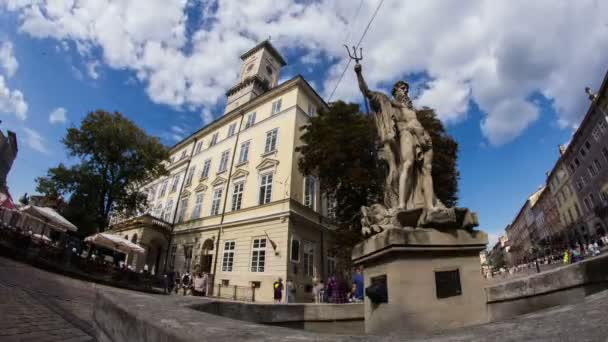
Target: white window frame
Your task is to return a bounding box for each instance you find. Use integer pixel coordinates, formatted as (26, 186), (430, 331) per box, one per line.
(227, 123), (237, 137)
(170, 175), (180, 193)
(211, 187), (223, 216)
(195, 141), (203, 154)
(159, 180), (168, 197)
(163, 200), (174, 222)
(231, 181), (245, 211)
(271, 98), (282, 115)
(250, 238), (267, 272)
(191, 192), (204, 219)
(592, 126), (602, 141)
(259, 172), (273, 205)
(185, 166), (196, 186)
(245, 112), (256, 128)
(303, 241), (315, 277)
(307, 103), (316, 117)
(177, 198), (188, 223)
(238, 141), (250, 163)
(218, 150), (230, 173)
(210, 132), (219, 146)
(264, 128), (278, 153)
(222, 241), (236, 272)
(201, 159), (212, 178)
(304, 175), (316, 210)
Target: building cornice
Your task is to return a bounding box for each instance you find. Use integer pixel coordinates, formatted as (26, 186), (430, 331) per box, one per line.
(169, 75), (327, 152)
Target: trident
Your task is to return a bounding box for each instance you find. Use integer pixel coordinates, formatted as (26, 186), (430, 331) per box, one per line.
(344, 45), (363, 64)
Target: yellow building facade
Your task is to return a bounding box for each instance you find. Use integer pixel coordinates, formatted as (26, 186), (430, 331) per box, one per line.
(108, 41), (337, 302)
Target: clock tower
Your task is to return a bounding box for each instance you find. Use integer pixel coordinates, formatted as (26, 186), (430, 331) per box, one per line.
(224, 40), (287, 114)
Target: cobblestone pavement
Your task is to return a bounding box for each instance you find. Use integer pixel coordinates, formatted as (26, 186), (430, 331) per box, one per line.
(0, 257), (97, 341)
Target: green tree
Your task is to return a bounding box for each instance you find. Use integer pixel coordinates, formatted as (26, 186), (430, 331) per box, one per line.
(36, 110), (169, 233)
(298, 102), (460, 259)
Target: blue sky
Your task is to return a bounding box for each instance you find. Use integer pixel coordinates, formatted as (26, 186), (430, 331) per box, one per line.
(1, 1), (607, 245)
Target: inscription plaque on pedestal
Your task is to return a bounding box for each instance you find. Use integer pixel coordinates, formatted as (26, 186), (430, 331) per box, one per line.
(435, 269), (462, 299)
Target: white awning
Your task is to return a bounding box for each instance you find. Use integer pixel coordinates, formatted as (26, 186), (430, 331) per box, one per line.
(84, 233), (145, 254)
(20, 205), (78, 232)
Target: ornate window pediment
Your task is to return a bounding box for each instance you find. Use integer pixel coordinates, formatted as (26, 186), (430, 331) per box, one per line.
(231, 168), (250, 179)
(211, 176), (227, 187)
(194, 183), (208, 192)
(180, 189), (191, 198)
(256, 158), (279, 171)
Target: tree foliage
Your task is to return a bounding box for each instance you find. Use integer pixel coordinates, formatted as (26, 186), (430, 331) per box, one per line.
(298, 102), (460, 257)
(36, 110), (169, 234)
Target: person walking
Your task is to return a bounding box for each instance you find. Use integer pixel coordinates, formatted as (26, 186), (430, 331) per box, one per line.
(273, 278), (284, 303)
(182, 272), (191, 296)
(192, 272), (205, 296)
(352, 266), (364, 302)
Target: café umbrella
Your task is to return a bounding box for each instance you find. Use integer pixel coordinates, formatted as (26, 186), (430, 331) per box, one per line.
(84, 233), (145, 255)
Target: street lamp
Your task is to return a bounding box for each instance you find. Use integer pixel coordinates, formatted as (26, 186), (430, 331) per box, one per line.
(585, 87), (608, 119)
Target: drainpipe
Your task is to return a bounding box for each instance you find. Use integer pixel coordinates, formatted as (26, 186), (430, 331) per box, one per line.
(163, 137), (198, 273)
(212, 111), (246, 284)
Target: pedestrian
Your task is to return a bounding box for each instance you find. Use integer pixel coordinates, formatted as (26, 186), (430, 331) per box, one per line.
(182, 272), (191, 295)
(352, 266), (364, 302)
(273, 277), (284, 303)
(286, 280), (296, 303)
(192, 272), (205, 296)
(174, 272), (181, 294)
(202, 272), (209, 296)
(312, 279), (324, 303)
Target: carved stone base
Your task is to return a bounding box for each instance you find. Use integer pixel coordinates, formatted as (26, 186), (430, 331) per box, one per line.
(352, 227), (488, 336)
(361, 204), (479, 236)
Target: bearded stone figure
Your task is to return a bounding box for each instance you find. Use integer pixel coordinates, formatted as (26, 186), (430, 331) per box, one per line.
(354, 63), (477, 235)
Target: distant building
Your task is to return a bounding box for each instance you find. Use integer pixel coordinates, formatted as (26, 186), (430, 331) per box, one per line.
(107, 41), (335, 302)
(506, 188), (543, 265)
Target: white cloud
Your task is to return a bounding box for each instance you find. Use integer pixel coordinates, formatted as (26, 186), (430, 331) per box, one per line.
(22, 127), (48, 154)
(0, 74), (27, 120)
(0, 41), (18, 77)
(86, 60), (100, 79)
(3, 0), (608, 145)
(200, 108), (214, 125)
(49, 107), (67, 124)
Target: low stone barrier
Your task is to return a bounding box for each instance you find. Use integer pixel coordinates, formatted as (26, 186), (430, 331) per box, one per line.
(485, 253), (608, 321)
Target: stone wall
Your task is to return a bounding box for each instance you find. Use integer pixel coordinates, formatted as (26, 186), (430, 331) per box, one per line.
(485, 253), (608, 320)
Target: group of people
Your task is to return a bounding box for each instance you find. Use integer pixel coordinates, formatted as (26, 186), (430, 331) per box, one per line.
(272, 267), (365, 304)
(563, 241), (602, 264)
(165, 270), (209, 296)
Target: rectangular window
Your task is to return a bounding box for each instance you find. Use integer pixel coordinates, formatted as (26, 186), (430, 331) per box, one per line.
(219, 150), (230, 172)
(592, 126), (602, 141)
(599, 119), (607, 132)
(211, 188), (223, 216)
(227, 123), (237, 137)
(201, 159), (211, 178)
(163, 200), (174, 222)
(170, 156), (175, 164)
(584, 198), (592, 211)
(259, 173), (273, 205)
(238, 141), (250, 163)
(575, 158), (580, 167)
(307, 103), (316, 117)
(580, 148), (587, 158)
(304, 176), (316, 209)
(327, 250), (336, 277)
(303, 242), (314, 277)
(580, 176), (587, 186)
(191, 192), (204, 219)
(250, 238), (267, 272)
(588, 165), (597, 177)
(159, 180), (168, 197)
(594, 159), (602, 171)
(600, 191), (608, 203)
(195, 141), (203, 154)
(180, 150), (187, 160)
(575, 203), (582, 218)
(576, 181), (583, 191)
(231, 182), (244, 211)
(569, 163), (575, 173)
(568, 207), (574, 223)
(210, 132), (219, 146)
(264, 128), (278, 153)
(589, 193), (596, 205)
(290, 237), (300, 262)
(271, 99), (282, 115)
(170, 175), (180, 193)
(603, 147), (608, 163)
(222, 241), (236, 272)
(245, 112), (256, 128)
(177, 198), (188, 223)
(185, 166), (196, 186)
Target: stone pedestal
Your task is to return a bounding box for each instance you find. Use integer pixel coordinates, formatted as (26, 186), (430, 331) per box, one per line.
(352, 227), (488, 336)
